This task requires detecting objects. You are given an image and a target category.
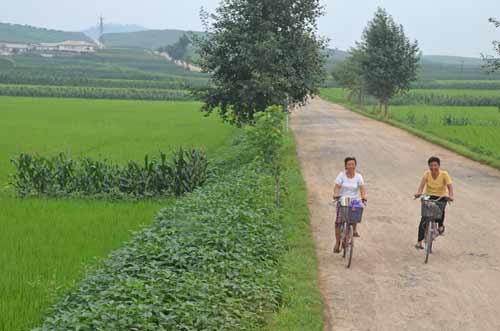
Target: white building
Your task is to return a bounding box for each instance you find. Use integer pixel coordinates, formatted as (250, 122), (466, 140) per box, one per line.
(54, 40), (97, 53)
(0, 42), (32, 54)
(0, 40), (97, 55)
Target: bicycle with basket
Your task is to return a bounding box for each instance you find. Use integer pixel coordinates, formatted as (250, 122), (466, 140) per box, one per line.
(416, 195), (449, 264)
(336, 196), (365, 269)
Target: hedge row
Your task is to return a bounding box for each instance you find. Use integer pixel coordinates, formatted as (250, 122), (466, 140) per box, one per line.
(33, 163), (283, 331)
(11, 148), (208, 199)
(0, 84), (195, 101)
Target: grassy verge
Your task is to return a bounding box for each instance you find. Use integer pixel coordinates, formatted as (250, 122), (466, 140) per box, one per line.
(265, 133), (323, 331)
(320, 89), (500, 170)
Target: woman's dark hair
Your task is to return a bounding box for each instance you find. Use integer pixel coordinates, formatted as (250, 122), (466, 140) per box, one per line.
(428, 156), (441, 166)
(344, 157), (357, 167)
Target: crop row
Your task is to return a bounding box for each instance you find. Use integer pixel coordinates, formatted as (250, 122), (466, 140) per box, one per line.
(320, 88), (500, 107)
(0, 72), (209, 89)
(412, 80), (500, 90)
(11, 148), (208, 198)
(391, 91), (500, 107)
(0, 84), (195, 101)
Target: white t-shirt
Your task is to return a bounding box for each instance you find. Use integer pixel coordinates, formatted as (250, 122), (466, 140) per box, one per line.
(335, 171), (365, 199)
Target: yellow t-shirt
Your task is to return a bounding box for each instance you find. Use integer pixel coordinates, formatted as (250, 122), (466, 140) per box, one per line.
(424, 170), (453, 196)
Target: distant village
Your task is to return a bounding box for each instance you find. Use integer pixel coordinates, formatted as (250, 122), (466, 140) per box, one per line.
(0, 40), (98, 56)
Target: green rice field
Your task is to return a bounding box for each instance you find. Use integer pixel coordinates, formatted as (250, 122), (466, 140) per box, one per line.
(0, 96), (236, 331)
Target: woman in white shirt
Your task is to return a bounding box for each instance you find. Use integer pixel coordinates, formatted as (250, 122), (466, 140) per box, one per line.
(332, 157), (367, 253)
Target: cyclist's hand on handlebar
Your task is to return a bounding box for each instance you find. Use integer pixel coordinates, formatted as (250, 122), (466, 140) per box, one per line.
(362, 198), (368, 206)
(448, 197), (454, 203)
(333, 196), (341, 201)
(414, 193), (422, 199)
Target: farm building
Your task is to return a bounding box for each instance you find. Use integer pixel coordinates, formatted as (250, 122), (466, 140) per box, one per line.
(0, 40), (97, 55)
(36, 41), (97, 53)
(0, 42), (32, 54)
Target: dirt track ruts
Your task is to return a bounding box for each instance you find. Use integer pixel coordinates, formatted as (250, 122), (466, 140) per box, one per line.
(291, 98), (500, 331)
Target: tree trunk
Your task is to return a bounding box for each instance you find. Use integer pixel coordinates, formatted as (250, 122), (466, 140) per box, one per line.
(383, 99), (389, 118)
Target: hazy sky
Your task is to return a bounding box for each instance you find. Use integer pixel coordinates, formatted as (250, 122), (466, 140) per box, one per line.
(2, 0), (499, 57)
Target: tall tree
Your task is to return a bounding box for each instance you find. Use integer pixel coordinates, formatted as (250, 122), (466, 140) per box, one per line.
(332, 47), (367, 108)
(195, 0), (326, 125)
(483, 18), (500, 72)
(358, 8), (420, 118)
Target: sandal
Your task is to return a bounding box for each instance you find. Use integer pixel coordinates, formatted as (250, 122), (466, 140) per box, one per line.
(353, 232), (360, 238)
(333, 243), (341, 254)
(415, 243), (424, 250)
(438, 226), (445, 235)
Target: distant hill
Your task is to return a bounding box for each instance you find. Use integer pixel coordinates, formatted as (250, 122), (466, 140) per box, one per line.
(83, 24), (148, 40)
(325, 50), (500, 82)
(326, 49), (485, 67)
(103, 29), (204, 49)
(0, 22), (92, 43)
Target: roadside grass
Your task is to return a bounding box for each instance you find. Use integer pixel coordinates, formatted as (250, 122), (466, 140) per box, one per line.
(265, 133), (324, 331)
(320, 88), (500, 170)
(0, 96), (236, 331)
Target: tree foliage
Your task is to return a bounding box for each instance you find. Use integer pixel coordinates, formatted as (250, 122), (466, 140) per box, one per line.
(357, 8), (420, 117)
(483, 18), (500, 72)
(160, 34), (192, 62)
(331, 47), (367, 107)
(195, 0), (326, 125)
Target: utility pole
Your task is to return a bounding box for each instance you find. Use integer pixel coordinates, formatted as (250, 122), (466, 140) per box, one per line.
(99, 15), (104, 45)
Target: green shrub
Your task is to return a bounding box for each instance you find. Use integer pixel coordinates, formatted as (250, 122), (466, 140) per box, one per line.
(245, 106), (286, 204)
(32, 163), (283, 331)
(10, 148), (208, 198)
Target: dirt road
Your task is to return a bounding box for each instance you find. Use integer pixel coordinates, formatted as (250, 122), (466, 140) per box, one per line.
(291, 98), (500, 331)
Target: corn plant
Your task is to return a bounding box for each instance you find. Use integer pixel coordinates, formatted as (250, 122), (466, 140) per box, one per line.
(10, 148), (209, 199)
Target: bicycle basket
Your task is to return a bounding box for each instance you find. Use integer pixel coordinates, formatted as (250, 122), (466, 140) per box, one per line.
(341, 206), (364, 223)
(421, 200), (443, 219)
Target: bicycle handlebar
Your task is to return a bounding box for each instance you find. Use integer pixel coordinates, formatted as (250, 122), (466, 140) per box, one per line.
(414, 194), (451, 203)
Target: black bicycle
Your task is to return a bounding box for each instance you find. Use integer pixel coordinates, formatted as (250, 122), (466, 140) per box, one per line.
(416, 195), (449, 264)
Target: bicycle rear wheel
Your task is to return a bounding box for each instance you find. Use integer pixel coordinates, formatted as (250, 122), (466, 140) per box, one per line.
(345, 224), (354, 268)
(425, 220), (433, 264)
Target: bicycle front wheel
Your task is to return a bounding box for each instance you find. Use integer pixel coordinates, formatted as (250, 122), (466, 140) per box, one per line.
(425, 221), (433, 264)
(345, 224), (354, 268)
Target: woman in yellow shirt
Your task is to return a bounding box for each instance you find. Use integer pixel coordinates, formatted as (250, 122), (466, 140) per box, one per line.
(414, 156), (454, 249)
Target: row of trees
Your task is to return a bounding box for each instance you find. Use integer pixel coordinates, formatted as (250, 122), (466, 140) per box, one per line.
(332, 8), (420, 118)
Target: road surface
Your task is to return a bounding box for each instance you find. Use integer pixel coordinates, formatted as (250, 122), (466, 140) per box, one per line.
(291, 98), (500, 331)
